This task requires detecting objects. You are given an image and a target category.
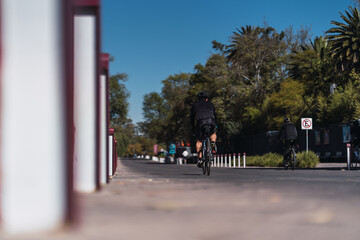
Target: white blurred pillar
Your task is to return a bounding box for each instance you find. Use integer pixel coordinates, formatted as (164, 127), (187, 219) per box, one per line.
(73, 0), (101, 192)
(0, 0), (74, 233)
(100, 53), (110, 184)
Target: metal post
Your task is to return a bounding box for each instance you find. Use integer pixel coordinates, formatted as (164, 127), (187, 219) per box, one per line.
(347, 143), (351, 170)
(225, 154), (227, 167)
(306, 129), (309, 153)
(221, 154), (223, 167)
(243, 153), (246, 168)
(233, 154), (235, 168)
(238, 153), (241, 168)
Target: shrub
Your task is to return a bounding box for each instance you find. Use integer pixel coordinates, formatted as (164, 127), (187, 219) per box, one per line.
(246, 152), (283, 167)
(245, 151), (319, 168)
(296, 151), (320, 168)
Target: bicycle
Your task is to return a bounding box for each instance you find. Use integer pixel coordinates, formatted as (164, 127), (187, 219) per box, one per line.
(283, 140), (296, 170)
(199, 126), (213, 176)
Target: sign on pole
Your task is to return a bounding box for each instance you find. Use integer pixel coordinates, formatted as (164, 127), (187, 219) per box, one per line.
(301, 118), (312, 130)
(301, 118), (312, 153)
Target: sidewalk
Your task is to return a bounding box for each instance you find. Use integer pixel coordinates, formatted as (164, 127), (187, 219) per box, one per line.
(317, 162), (348, 169)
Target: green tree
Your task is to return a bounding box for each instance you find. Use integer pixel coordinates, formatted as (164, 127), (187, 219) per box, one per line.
(161, 73), (192, 143)
(288, 36), (339, 96)
(108, 72), (134, 156)
(215, 25), (287, 104)
(326, 6), (360, 72)
(188, 54), (240, 144)
(263, 79), (305, 130)
(109, 73), (130, 125)
(138, 92), (168, 143)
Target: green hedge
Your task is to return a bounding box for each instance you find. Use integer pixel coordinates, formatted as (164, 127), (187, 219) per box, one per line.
(246, 153), (283, 167)
(245, 151), (319, 168)
(296, 151), (320, 168)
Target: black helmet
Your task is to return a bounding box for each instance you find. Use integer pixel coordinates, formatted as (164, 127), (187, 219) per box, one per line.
(197, 91), (208, 100)
(284, 117), (290, 123)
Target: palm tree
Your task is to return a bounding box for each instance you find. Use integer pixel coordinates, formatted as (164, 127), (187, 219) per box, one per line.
(326, 6), (360, 71)
(223, 25), (286, 104)
(288, 36), (338, 96)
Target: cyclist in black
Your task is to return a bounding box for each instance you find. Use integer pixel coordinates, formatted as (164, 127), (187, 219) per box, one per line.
(277, 117), (298, 166)
(191, 92), (217, 168)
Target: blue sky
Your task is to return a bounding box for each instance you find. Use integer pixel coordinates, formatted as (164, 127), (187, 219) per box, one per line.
(102, 0), (354, 124)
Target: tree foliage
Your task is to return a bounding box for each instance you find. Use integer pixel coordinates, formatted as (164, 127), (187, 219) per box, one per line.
(138, 8), (360, 149)
(326, 6), (360, 72)
(109, 73), (130, 125)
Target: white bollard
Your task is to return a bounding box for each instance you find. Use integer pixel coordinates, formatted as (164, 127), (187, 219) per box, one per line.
(347, 143), (351, 170)
(233, 154), (236, 168)
(238, 153), (241, 168)
(225, 154), (227, 167)
(221, 154), (223, 167)
(228, 154), (231, 167)
(243, 153), (246, 168)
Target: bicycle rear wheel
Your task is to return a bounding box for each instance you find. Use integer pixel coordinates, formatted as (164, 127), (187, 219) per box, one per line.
(290, 148), (296, 171)
(283, 153), (289, 170)
(202, 139), (207, 174)
(206, 138), (212, 175)
(351, 156), (358, 170)
(202, 159), (206, 174)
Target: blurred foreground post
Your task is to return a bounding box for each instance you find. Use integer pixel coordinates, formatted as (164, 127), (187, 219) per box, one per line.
(100, 53), (110, 184)
(73, 0), (101, 192)
(0, 0), (74, 233)
(108, 128), (115, 177)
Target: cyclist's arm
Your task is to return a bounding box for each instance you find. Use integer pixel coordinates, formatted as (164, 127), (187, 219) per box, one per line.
(277, 126), (284, 142)
(210, 102), (217, 124)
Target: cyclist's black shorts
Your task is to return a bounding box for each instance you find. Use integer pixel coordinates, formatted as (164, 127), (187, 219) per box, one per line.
(284, 139), (296, 150)
(196, 119), (216, 140)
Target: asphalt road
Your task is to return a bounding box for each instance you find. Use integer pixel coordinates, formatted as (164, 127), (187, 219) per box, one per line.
(2, 158), (360, 240)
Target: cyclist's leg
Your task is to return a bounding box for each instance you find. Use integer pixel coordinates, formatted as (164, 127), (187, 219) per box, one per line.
(210, 127), (217, 153)
(196, 140), (202, 159)
(283, 140), (290, 165)
(210, 132), (217, 142)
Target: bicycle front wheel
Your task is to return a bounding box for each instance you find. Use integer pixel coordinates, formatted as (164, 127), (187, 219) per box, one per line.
(202, 161), (206, 174)
(206, 159), (211, 176)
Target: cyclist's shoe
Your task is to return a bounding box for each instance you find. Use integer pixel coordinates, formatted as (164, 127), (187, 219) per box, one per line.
(283, 160), (289, 168)
(211, 141), (217, 153)
(197, 159), (203, 168)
